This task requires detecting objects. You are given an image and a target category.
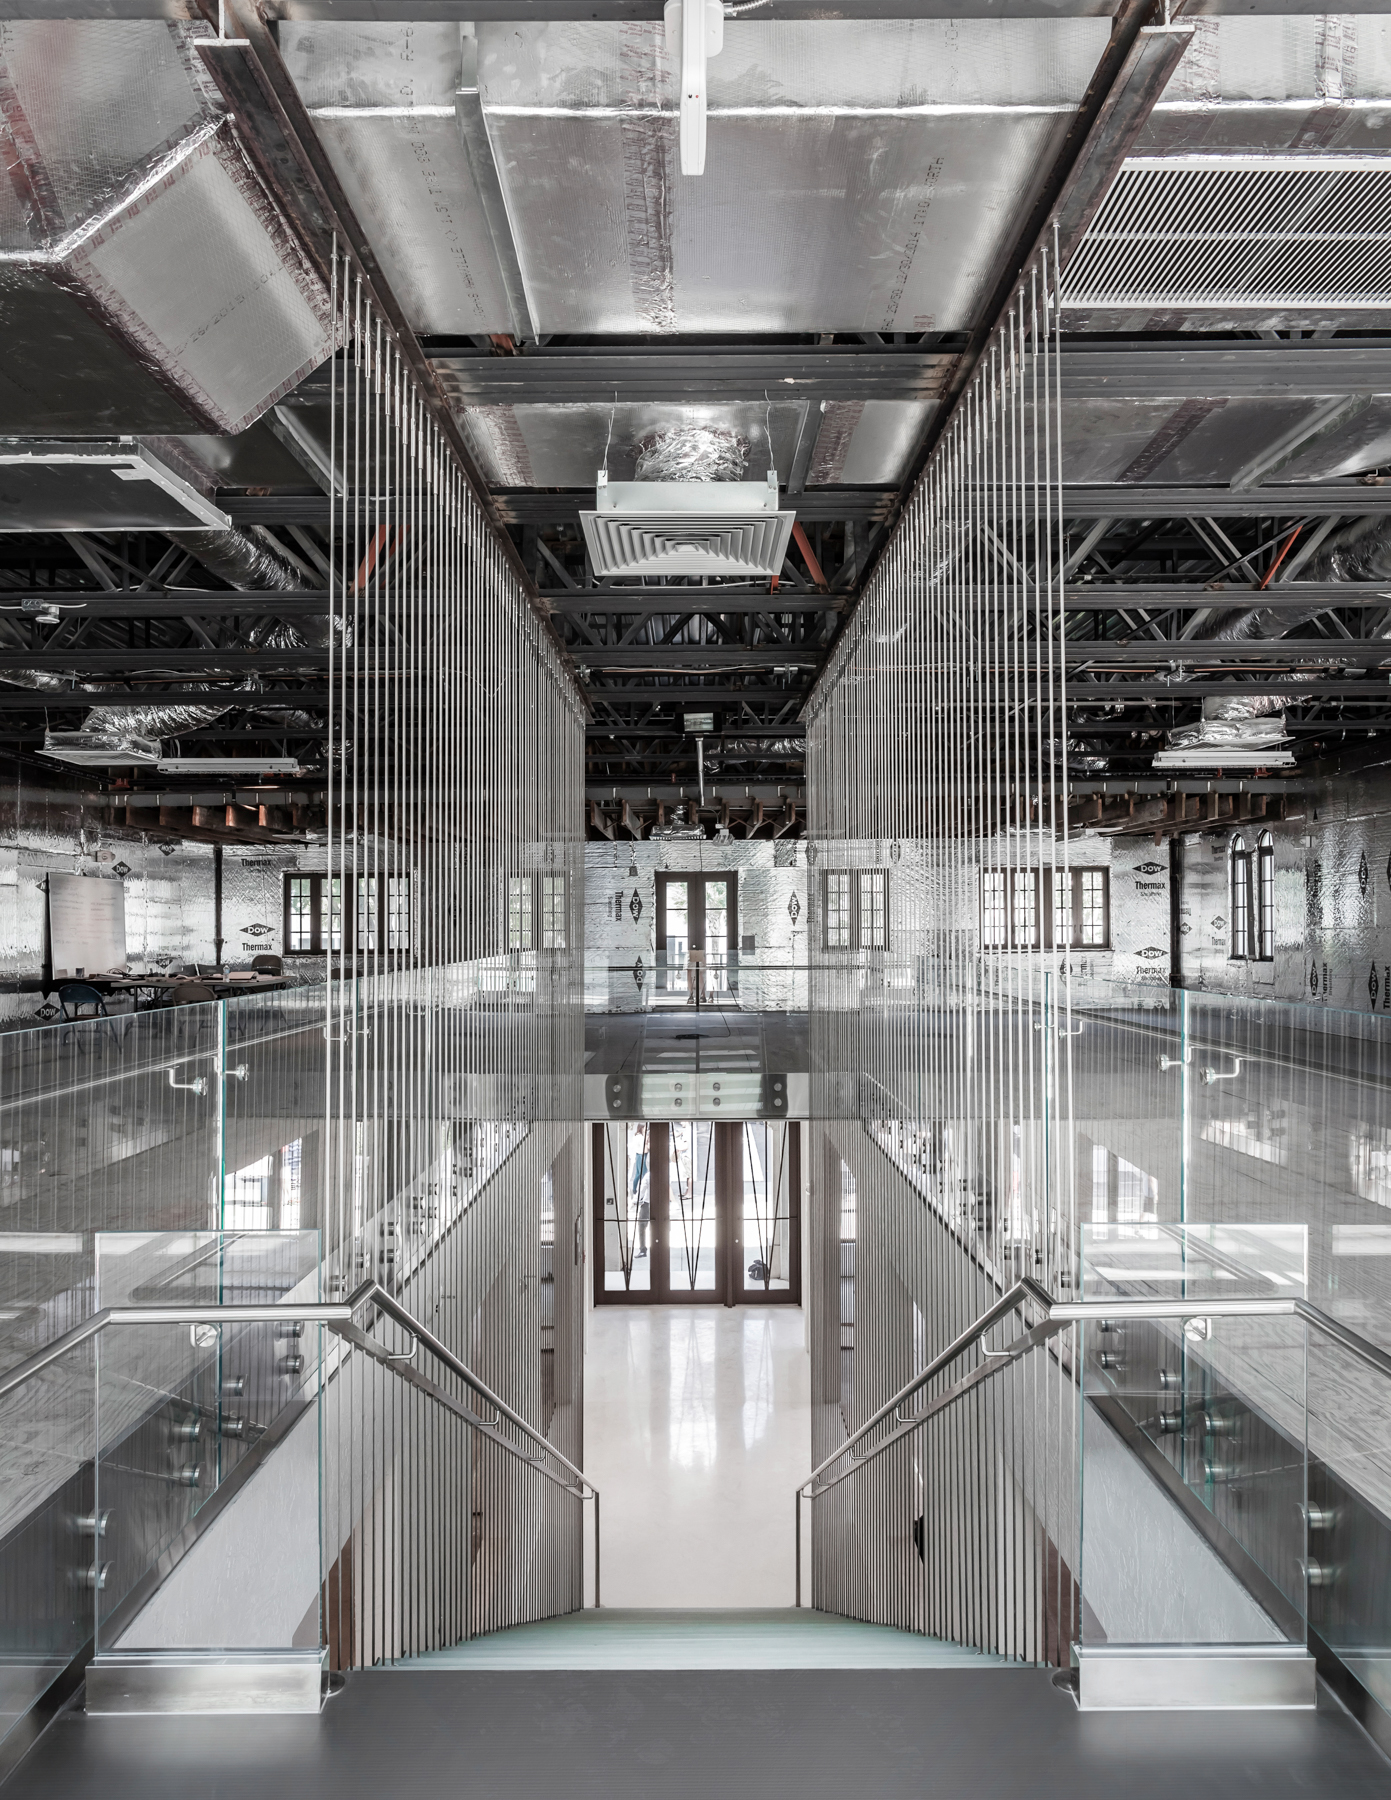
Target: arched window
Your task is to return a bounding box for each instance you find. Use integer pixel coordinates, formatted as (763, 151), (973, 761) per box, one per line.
(1230, 835), (1252, 960)
(1255, 832), (1275, 962)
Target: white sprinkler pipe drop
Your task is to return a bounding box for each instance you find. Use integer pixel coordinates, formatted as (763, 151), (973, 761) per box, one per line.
(666, 0), (724, 176)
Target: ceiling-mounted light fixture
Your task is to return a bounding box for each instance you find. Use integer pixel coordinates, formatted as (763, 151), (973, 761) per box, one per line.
(665, 0), (723, 176)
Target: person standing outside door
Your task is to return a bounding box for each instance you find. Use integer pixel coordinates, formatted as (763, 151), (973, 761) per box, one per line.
(687, 940), (706, 1007)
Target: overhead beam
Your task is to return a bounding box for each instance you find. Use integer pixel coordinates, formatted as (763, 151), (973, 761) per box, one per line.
(547, 594), (841, 614)
(429, 346), (950, 406)
(0, 652), (329, 673)
(1060, 584), (1391, 609)
(1011, 485), (1391, 518)
(0, 689), (330, 710)
(0, 592), (331, 617)
(585, 685), (811, 703)
(577, 649), (821, 670)
(1060, 341), (1391, 402)
(219, 487), (895, 527)
(1057, 641), (1391, 665)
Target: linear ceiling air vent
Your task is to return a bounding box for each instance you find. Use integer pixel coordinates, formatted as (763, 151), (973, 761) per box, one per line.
(580, 473), (796, 579)
(1063, 155), (1391, 311)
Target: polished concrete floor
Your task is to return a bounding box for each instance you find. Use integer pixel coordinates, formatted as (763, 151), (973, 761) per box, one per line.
(583, 1304), (809, 1608)
(9, 1670), (1390, 1800)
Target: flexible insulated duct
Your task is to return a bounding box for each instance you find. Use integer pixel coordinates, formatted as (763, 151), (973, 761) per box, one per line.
(1158, 512), (1391, 756)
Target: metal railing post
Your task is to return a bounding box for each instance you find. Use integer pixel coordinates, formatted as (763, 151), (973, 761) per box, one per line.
(795, 1491), (802, 1608)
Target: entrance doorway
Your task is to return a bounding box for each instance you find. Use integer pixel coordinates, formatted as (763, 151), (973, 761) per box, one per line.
(656, 872), (738, 1001)
(593, 1120), (800, 1305)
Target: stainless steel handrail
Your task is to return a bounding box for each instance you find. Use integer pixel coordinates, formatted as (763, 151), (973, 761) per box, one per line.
(793, 1277), (1391, 1606)
(0, 1277), (601, 1606)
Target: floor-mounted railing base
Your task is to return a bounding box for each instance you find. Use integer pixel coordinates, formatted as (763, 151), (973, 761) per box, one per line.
(1074, 1643), (1316, 1711)
(86, 1649), (328, 1715)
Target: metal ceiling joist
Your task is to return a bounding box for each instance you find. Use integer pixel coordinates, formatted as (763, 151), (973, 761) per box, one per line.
(1040, 485), (1391, 518)
(429, 347), (951, 405)
(584, 685), (810, 701)
(0, 593), (331, 617)
(1059, 584), (1391, 609)
(0, 652), (328, 672)
(1060, 341), (1391, 401)
(548, 595), (840, 615)
(218, 488), (894, 527)
(577, 648), (821, 670)
(0, 689), (329, 710)
(454, 30), (534, 342)
(1059, 641), (1391, 665)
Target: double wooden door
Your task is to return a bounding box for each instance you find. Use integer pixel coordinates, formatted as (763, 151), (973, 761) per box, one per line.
(593, 1120), (800, 1306)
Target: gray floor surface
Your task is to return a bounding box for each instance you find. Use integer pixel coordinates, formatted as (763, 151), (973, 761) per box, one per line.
(6, 1669), (1389, 1800)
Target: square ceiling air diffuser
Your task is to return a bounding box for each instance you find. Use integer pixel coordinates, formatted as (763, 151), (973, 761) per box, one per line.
(579, 472), (796, 580)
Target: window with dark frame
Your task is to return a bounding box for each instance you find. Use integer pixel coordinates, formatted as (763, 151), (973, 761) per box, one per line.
(358, 875), (411, 953)
(1230, 835), (1252, 961)
(1255, 831), (1275, 962)
(507, 872), (568, 952)
(978, 867), (1110, 950)
(283, 874), (342, 956)
(822, 869), (889, 950)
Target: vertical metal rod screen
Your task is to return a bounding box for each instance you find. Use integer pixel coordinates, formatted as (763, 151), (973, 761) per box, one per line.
(804, 251), (1079, 1661)
(321, 249), (588, 1665)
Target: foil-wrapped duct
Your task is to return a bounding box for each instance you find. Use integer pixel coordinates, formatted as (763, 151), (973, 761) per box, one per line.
(719, 738), (803, 756)
(634, 425), (749, 483)
(1158, 696), (1291, 764)
(648, 802), (707, 840)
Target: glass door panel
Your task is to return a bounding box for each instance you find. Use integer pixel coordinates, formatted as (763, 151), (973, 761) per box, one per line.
(668, 1121), (719, 1293)
(663, 879), (689, 997)
(598, 1122), (653, 1294)
(738, 1121), (799, 1300)
(705, 879), (729, 997)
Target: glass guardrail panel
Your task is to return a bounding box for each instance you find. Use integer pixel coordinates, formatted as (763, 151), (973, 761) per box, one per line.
(221, 984), (328, 1246)
(0, 1006), (223, 1383)
(1080, 1307), (1308, 1646)
(1306, 1328), (1391, 1714)
(1081, 1220), (1308, 1303)
(0, 1331), (97, 1752)
(92, 1230), (321, 1653)
(1181, 990), (1391, 1355)
(1066, 982), (1184, 1245)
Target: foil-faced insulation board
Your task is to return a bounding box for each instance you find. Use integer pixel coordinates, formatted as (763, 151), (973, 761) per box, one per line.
(0, 24), (335, 434)
(280, 18), (1107, 337)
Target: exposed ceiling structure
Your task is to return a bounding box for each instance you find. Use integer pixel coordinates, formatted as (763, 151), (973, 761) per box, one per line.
(7, 5), (1391, 840)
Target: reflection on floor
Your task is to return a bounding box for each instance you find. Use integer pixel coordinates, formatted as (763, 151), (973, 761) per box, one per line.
(584, 1305), (808, 1608)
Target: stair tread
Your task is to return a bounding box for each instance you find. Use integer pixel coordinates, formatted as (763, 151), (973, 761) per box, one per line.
(391, 1610), (1008, 1670)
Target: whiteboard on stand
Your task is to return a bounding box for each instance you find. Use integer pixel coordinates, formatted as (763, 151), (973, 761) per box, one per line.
(48, 873), (127, 979)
